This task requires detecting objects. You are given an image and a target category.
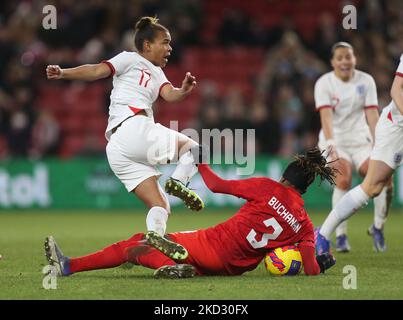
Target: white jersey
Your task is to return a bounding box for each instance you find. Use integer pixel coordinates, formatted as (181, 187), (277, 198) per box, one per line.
(371, 55), (403, 169)
(314, 69), (378, 146)
(386, 54), (403, 126)
(103, 51), (170, 140)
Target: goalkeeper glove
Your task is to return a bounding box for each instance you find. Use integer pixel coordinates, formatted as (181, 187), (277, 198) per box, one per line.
(316, 253), (336, 273)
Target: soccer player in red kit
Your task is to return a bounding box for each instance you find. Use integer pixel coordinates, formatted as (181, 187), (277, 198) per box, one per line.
(45, 148), (336, 278)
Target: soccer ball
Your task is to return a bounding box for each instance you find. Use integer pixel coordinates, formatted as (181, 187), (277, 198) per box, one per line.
(264, 245), (303, 276)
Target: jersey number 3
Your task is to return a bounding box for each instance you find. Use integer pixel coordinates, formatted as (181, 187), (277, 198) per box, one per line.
(246, 217), (283, 249)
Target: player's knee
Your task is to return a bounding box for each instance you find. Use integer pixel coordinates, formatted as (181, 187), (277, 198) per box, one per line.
(366, 182), (385, 198)
(336, 178), (351, 190)
(365, 173), (392, 198)
(177, 136), (198, 154)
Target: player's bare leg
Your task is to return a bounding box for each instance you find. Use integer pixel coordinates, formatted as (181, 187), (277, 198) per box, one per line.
(134, 176), (188, 260)
(166, 133), (204, 211)
(359, 159), (391, 252)
(134, 176), (170, 235)
(361, 160), (394, 252)
(332, 158), (352, 252)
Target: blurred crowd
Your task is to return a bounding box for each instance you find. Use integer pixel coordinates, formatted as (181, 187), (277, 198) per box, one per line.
(0, 0), (402, 159)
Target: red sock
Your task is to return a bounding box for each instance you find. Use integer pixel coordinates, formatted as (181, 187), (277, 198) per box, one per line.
(70, 233), (144, 273)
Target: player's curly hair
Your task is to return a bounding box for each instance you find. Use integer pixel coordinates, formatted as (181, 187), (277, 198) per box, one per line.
(282, 147), (338, 194)
(134, 16), (168, 52)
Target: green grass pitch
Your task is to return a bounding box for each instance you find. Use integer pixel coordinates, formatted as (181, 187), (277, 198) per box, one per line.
(0, 208), (402, 300)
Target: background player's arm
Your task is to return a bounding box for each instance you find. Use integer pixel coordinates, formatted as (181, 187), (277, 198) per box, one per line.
(391, 74), (403, 116)
(315, 78), (337, 156)
(46, 63), (111, 81)
(319, 108), (334, 140)
(160, 72), (196, 102)
(364, 108), (379, 139)
(319, 108), (338, 159)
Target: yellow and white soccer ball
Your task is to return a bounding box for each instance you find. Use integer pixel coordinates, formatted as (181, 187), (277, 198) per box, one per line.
(264, 245), (303, 276)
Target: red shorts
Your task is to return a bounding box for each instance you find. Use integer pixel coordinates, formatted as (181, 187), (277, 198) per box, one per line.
(169, 230), (229, 275)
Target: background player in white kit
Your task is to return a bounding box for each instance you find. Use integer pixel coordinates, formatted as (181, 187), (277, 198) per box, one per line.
(316, 53), (403, 254)
(46, 17), (205, 260)
(314, 42), (392, 252)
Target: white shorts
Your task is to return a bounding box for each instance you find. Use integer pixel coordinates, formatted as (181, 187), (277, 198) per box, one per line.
(370, 107), (403, 169)
(318, 136), (372, 171)
(106, 115), (179, 192)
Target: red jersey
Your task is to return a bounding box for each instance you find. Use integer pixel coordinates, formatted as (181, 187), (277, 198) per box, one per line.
(195, 164), (320, 276)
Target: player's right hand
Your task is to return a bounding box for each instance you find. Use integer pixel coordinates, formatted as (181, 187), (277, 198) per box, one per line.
(316, 253), (336, 273)
(181, 72), (197, 95)
(46, 65), (63, 79)
(327, 145), (338, 162)
(324, 140), (338, 162)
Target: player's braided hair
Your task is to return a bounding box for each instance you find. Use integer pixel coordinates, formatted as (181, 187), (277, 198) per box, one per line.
(282, 147), (338, 194)
(134, 16), (168, 52)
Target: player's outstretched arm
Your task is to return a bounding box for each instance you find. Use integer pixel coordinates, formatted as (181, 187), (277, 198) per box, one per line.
(160, 72), (196, 102)
(198, 163), (260, 200)
(299, 244), (321, 275)
(198, 163), (234, 194)
(46, 63), (112, 81)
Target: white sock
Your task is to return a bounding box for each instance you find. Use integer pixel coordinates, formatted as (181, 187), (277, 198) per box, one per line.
(333, 188), (348, 237)
(171, 151), (198, 185)
(320, 185), (370, 240)
(374, 187), (387, 229)
(146, 206), (169, 236)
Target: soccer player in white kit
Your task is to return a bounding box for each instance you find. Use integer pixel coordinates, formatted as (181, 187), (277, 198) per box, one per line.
(316, 53), (403, 254)
(46, 17), (205, 260)
(314, 42), (392, 252)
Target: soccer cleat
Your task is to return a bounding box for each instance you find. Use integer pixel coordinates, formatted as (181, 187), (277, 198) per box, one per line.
(165, 178), (204, 211)
(315, 227), (331, 255)
(145, 231), (188, 261)
(153, 264), (196, 279)
(44, 236), (71, 276)
(367, 225), (386, 252)
(336, 234), (351, 253)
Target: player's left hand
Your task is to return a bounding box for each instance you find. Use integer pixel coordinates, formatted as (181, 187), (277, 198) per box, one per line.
(316, 253), (336, 273)
(181, 72), (197, 95)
